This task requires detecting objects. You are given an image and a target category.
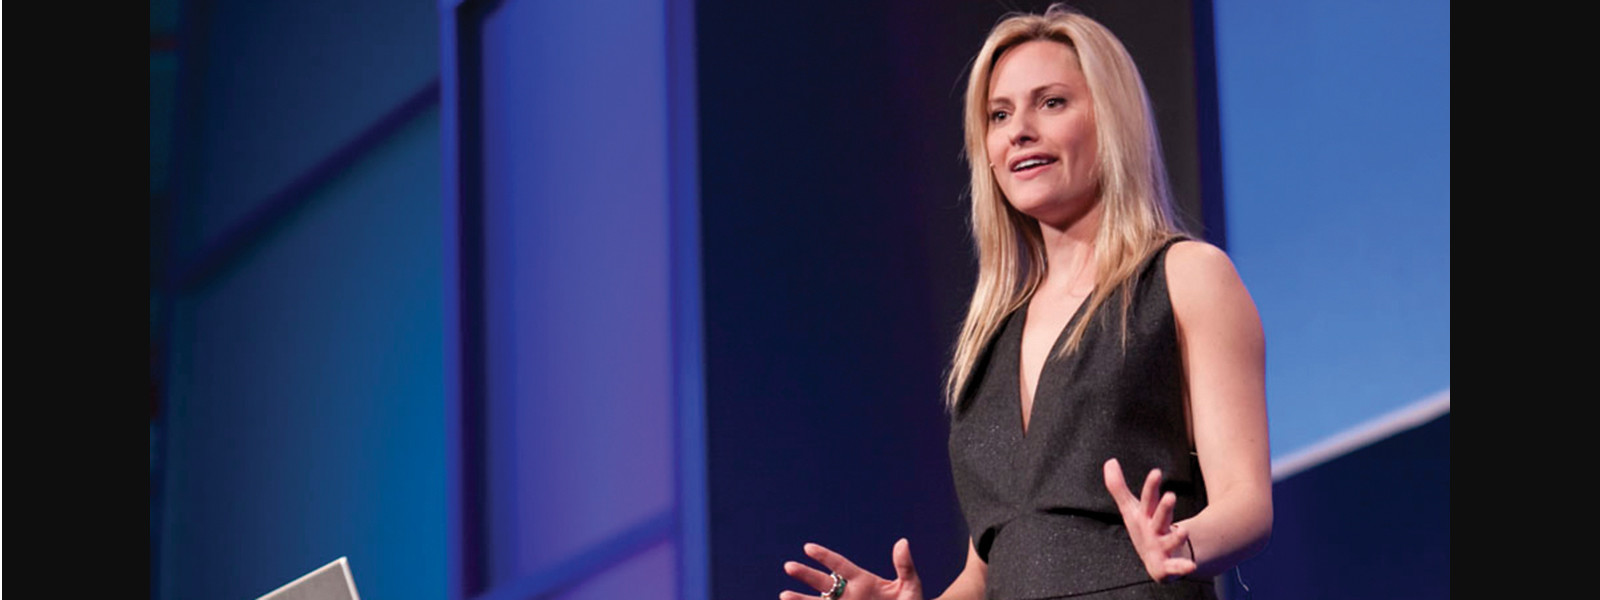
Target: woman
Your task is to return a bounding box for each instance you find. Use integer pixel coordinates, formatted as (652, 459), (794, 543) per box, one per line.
(782, 4), (1271, 600)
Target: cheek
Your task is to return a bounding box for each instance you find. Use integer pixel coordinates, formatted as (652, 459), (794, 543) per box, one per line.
(1067, 126), (1098, 173)
(1081, 141), (1101, 179)
(984, 134), (1005, 167)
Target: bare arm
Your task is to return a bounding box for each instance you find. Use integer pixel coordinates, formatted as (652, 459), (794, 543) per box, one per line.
(1165, 240), (1273, 577)
(931, 539), (987, 600)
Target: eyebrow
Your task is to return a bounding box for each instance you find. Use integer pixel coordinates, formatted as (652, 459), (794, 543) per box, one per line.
(988, 82), (1074, 105)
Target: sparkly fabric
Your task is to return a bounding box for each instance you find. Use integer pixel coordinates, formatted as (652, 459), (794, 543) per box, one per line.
(948, 238), (1215, 600)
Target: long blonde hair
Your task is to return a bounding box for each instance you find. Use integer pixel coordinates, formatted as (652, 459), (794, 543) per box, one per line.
(944, 4), (1188, 410)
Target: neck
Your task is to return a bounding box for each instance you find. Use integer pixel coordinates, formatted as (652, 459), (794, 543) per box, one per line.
(1036, 199), (1103, 295)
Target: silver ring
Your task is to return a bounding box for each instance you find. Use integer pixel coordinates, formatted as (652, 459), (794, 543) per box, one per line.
(821, 572), (847, 600)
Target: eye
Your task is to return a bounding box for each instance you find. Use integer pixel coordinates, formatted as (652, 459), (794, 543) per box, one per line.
(989, 109), (1010, 124)
(1042, 97), (1066, 109)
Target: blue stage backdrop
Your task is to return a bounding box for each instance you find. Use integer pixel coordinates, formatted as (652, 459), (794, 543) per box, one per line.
(152, 1), (1446, 599)
(153, 1), (445, 600)
(440, 0), (703, 599)
(1213, 0), (1450, 463)
(1210, 0), (1449, 596)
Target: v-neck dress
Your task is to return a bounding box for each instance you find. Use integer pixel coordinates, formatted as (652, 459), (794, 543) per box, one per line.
(948, 238), (1216, 599)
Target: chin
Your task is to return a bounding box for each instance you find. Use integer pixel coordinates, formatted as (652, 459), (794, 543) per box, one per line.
(1005, 198), (1051, 221)
(1005, 192), (1095, 228)
(1003, 188), (1062, 214)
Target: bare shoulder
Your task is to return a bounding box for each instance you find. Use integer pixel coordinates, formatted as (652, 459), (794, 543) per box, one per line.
(1165, 240), (1237, 285)
(1163, 240), (1260, 329)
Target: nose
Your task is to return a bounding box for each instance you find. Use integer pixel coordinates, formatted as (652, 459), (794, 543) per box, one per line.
(1008, 111), (1037, 147)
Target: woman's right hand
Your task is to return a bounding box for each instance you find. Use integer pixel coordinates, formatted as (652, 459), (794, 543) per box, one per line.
(780, 539), (923, 600)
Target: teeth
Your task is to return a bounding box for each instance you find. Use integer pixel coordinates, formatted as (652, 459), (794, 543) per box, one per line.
(1014, 158), (1053, 171)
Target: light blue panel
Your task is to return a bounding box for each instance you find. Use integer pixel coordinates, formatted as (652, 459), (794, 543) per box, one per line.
(1212, 0), (1449, 458)
(475, 0), (675, 589)
(184, 0), (438, 250)
(557, 541), (677, 600)
(160, 110), (445, 600)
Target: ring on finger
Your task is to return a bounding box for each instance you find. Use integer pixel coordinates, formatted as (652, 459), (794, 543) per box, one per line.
(820, 572), (847, 600)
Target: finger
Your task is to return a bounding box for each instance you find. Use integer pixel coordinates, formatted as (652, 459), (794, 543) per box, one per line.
(1161, 557), (1197, 578)
(778, 591), (822, 600)
(783, 560), (834, 593)
(1139, 469), (1163, 519)
(1160, 520), (1190, 556)
(1153, 491), (1178, 532)
(803, 543), (869, 581)
(1102, 459), (1137, 509)
(892, 538), (920, 584)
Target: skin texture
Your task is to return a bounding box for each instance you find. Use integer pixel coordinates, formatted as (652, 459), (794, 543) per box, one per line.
(1140, 240), (1273, 580)
(781, 39), (1271, 600)
(985, 41), (1101, 233)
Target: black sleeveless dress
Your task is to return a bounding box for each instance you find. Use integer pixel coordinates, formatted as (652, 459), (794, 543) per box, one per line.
(948, 239), (1217, 600)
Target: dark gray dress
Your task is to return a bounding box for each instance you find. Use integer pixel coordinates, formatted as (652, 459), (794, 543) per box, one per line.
(948, 239), (1217, 600)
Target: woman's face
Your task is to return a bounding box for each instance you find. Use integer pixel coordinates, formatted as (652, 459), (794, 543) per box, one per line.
(984, 40), (1100, 228)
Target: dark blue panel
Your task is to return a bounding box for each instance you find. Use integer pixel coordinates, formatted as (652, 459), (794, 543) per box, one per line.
(559, 539), (678, 600)
(182, 0), (439, 251)
(696, 1), (997, 597)
(150, 52), (179, 198)
(175, 82), (441, 292)
(472, 512), (675, 600)
(463, 0), (678, 595)
(1237, 413), (1449, 599)
(664, 0), (711, 597)
(159, 109), (445, 600)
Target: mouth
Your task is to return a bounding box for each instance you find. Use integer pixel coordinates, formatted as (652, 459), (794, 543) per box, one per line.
(1008, 154), (1058, 173)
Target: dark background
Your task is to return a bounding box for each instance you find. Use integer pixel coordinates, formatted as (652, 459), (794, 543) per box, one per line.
(694, 0), (1227, 593)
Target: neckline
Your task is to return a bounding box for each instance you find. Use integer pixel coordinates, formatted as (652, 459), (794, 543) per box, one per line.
(1016, 288), (1095, 438)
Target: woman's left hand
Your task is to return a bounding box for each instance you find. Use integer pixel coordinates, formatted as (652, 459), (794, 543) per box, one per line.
(1102, 458), (1197, 582)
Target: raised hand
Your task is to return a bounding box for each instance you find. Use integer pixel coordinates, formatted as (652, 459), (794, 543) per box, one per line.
(1102, 458), (1197, 582)
(780, 539), (924, 600)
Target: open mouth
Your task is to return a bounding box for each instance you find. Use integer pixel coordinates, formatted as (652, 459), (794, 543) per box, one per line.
(1010, 156), (1057, 172)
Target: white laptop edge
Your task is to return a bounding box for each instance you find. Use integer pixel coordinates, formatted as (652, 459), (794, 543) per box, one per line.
(255, 556), (362, 600)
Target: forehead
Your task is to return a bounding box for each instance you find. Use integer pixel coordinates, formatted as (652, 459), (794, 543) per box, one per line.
(988, 40), (1085, 98)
